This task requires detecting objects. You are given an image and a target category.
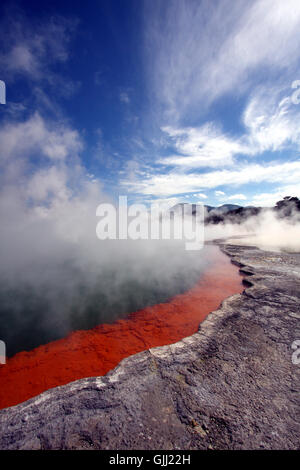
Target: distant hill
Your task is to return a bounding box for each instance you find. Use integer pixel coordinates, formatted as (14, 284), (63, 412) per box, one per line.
(170, 202), (241, 215)
(206, 196), (300, 224)
(205, 206), (261, 225)
(207, 204), (241, 215)
(170, 197), (300, 225)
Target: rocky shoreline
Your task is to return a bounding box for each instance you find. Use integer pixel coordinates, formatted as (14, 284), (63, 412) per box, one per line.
(0, 243), (299, 450)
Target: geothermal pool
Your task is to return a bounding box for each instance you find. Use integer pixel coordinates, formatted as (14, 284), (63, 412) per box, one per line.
(0, 245), (244, 409)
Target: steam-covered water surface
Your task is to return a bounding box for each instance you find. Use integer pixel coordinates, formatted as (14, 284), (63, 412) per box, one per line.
(0, 243), (244, 409)
(0, 240), (214, 357)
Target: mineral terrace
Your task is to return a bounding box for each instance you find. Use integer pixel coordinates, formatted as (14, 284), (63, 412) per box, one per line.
(0, 243), (299, 450)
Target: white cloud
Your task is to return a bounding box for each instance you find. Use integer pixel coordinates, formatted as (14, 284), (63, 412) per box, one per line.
(250, 184), (300, 207)
(120, 92), (130, 104)
(0, 13), (78, 97)
(124, 85), (300, 196)
(249, 192), (283, 207)
(6, 44), (38, 76)
(227, 194), (247, 201)
(159, 124), (245, 168)
(0, 112), (82, 162)
(123, 160), (300, 196)
(244, 86), (300, 154)
(125, 83), (300, 198)
(27, 166), (71, 203)
(146, 0), (300, 120)
(142, 196), (181, 210)
(155, 84), (300, 171)
(0, 113), (87, 211)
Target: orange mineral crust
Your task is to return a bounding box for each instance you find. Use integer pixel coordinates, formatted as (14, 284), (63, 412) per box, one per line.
(0, 247), (243, 409)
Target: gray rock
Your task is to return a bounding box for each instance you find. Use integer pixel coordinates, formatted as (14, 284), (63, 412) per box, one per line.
(0, 244), (299, 450)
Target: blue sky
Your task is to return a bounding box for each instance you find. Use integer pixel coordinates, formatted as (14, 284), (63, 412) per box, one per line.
(1, 0), (300, 208)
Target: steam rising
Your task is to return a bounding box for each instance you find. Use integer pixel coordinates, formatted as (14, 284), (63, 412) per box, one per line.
(205, 204), (300, 253)
(1, 113), (299, 358)
(0, 114), (209, 357)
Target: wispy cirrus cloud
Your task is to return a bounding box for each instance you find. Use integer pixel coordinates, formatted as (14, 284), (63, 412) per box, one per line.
(120, 92), (130, 104)
(244, 86), (300, 154)
(227, 194), (247, 201)
(157, 85), (300, 170)
(125, 0), (300, 204)
(124, 83), (300, 198)
(123, 160), (300, 197)
(249, 183), (300, 207)
(0, 10), (79, 104)
(158, 124), (245, 168)
(0, 13), (76, 78)
(145, 0), (300, 122)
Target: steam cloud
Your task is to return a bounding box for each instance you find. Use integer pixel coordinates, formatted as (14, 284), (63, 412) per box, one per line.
(205, 205), (300, 253)
(0, 113), (209, 357)
(1, 112), (299, 358)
